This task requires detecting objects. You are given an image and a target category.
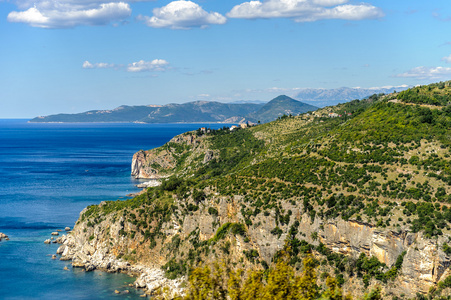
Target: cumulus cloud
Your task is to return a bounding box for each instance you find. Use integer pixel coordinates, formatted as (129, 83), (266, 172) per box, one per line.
(395, 66), (451, 79)
(227, 0), (384, 22)
(83, 61), (117, 69)
(82, 59), (169, 73)
(127, 59), (169, 72)
(7, 0), (131, 28)
(139, 0), (226, 29)
(442, 54), (451, 64)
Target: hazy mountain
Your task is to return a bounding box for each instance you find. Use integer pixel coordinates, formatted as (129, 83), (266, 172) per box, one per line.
(30, 97), (317, 124)
(294, 85), (410, 107)
(247, 95), (318, 123)
(30, 101), (264, 123)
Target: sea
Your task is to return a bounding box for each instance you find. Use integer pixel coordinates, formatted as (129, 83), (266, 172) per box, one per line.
(0, 119), (230, 300)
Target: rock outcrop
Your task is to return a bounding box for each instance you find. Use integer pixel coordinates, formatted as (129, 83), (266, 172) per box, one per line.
(56, 220), (185, 297)
(131, 133), (205, 179)
(0, 232), (8, 241)
(58, 194), (451, 298)
(131, 150), (150, 179)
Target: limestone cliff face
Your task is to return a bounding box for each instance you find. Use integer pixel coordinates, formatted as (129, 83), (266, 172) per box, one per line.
(124, 130), (451, 297)
(131, 150), (148, 178)
(131, 133), (205, 179)
(60, 193), (451, 298)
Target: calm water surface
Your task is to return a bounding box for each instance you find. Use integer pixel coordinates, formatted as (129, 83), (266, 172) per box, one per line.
(0, 120), (229, 299)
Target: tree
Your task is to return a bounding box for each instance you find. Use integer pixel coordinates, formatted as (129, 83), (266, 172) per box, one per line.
(241, 270), (264, 300)
(295, 255), (318, 300)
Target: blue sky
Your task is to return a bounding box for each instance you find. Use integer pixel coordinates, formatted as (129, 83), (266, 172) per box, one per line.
(1, 0), (451, 118)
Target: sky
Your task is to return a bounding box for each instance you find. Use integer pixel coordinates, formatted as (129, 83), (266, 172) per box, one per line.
(1, 0), (451, 118)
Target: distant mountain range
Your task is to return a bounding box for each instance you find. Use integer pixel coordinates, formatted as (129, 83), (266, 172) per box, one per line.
(30, 86), (407, 124)
(294, 86), (410, 107)
(29, 95), (318, 124)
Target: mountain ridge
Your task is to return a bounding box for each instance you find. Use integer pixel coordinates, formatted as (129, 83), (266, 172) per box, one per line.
(29, 96), (318, 124)
(294, 85), (410, 107)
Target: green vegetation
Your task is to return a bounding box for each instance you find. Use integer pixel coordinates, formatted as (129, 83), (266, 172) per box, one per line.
(211, 223), (246, 243)
(175, 255), (368, 300)
(79, 81), (451, 299)
(397, 81), (451, 106)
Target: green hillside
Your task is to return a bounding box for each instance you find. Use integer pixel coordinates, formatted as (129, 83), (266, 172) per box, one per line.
(395, 80), (451, 106)
(76, 82), (451, 299)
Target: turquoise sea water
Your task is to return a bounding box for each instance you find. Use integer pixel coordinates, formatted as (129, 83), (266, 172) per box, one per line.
(0, 120), (230, 299)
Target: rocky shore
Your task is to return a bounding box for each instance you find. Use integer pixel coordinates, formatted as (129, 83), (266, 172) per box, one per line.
(53, 233), (185, 297)
(126, 180), (162, 197)
(135, 180), (161, 189)
(0, 232), (9, 241)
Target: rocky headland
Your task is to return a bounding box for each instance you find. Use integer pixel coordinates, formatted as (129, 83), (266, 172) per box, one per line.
(54, 84), (451, 299)
(53, 210), (185, 297)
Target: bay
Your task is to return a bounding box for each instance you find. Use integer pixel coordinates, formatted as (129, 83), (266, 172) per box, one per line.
(0, 119), (230, 299)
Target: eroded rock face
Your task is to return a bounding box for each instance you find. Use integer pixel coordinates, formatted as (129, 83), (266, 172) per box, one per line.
(61, 193), (451, 298)
(203, 150), (214, 164)
(131, 148), (176, 179)
(58, 211), (185, 296)
(131, 133), (204, 179)
(131, 150), (149, 178)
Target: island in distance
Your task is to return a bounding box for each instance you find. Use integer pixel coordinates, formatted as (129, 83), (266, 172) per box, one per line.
(30, 95), (318, 124)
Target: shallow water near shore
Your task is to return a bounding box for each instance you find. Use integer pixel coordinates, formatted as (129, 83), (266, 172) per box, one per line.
(0, 119), (230, 299)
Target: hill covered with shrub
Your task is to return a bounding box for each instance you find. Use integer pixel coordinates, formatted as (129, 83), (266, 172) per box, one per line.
(61, 81), (451, 299)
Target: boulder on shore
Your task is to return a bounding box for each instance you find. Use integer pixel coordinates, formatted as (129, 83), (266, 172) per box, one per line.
(65, 227), (71, 231)
(44, 239), (51, 244)
(51, 232), (59, 236)
(0, 232), (8, 241)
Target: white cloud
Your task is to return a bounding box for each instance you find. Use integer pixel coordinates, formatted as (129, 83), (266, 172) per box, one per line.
(395, 66), (451, 79)
(7, 1), (131, 28)
(367, 84), (409, 90)
(82, 61), (117, 69)
(227, 0), (384, 22)
(442, 54), (451, 64)
(82, 59), (169, 72)
(140, 0), (226, 29)
(127, 59), (169, 72)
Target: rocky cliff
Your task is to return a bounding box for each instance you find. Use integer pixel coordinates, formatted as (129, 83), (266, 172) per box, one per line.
(59, 87), (451, 298)
(131, 133), (205, 179)
(58, 192), (451, 297)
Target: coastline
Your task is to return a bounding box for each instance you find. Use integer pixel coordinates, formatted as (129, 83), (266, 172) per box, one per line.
(53, 179), (187, 297)
(1, 120), (226, 299)
(28, 121), (237, 124)
(54, 232), (185, 297)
